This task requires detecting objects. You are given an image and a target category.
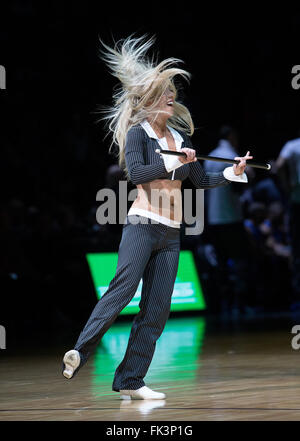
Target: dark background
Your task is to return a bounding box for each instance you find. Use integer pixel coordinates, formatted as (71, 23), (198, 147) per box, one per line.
(1, 2), (300, 344)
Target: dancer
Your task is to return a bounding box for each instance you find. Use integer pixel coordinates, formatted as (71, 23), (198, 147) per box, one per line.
(62, 35), (252, 400)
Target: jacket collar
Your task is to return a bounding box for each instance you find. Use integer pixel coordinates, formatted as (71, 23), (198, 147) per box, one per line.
(140, 119), (184, 146)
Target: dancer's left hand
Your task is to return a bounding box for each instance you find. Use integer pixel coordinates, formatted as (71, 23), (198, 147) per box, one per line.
(233, 151), (253, 175)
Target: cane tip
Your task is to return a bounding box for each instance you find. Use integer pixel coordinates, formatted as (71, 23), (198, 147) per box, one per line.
(155, 149), (161, 153)
(267, 163), (271, 170)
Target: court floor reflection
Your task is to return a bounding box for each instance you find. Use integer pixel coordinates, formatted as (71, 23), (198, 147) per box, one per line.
(120, 399), (166, 416)
(91, 316), (206, 398)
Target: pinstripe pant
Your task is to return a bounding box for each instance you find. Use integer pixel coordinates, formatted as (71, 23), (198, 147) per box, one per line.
(74, 215), (180, 391)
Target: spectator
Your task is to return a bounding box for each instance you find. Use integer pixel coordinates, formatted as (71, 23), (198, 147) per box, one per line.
(251, 177), (283, 205)
(244, 201), (292, 310)
(274, 129), (300, 308)
(203, 126), (253, 317)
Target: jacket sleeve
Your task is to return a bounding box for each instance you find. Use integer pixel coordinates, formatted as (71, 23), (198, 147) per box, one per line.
(182, 132), (231, 189)
(125, 126), (170, 184)
(189, 161), (231, 189)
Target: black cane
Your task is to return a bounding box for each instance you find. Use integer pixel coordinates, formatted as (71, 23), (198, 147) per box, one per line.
(155, 148), (271, 171)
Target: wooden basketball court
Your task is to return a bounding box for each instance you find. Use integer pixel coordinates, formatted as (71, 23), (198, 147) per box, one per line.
(1, 314), (300, 421)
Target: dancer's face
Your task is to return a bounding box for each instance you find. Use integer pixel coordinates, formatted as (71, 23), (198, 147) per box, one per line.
(157, 86), (176, 118)
(147, 85), (176, 120)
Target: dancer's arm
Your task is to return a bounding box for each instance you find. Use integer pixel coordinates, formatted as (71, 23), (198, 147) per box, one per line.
(189, 160), (232, 189)
(182, 133), (248, 189)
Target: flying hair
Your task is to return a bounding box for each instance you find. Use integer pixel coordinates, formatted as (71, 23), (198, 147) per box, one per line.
(97, 34), (194, 168)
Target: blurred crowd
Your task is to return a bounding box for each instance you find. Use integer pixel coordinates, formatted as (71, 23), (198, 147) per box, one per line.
(184, 126), (300, 318)
(1, 119), (300, 338)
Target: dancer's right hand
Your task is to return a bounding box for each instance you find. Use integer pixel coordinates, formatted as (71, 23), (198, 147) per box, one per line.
(178, 148), (198, 164)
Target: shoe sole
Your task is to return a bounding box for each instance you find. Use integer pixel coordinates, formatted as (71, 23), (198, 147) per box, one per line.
(62, 350), (80, 379)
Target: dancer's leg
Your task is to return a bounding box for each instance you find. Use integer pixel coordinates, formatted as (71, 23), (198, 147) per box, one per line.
(73, 220), (159, 364)
(112, 228), (180, 392)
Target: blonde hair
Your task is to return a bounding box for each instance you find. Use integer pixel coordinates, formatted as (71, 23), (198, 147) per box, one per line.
(98, 34), (194, 168)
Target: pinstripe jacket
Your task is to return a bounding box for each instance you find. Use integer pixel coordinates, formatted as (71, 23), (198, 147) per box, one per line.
(125, 123), (231, 189)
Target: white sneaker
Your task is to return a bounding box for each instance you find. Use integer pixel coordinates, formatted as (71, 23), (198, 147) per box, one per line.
(119, 386), (166, 400)
(62, 350), (81, 379)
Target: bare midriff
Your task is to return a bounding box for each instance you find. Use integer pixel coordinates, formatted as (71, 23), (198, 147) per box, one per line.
(130, 128), (183, 223)
(130, 179), (183, 223)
